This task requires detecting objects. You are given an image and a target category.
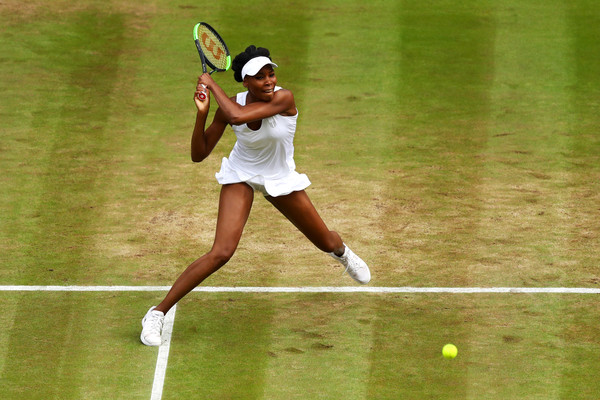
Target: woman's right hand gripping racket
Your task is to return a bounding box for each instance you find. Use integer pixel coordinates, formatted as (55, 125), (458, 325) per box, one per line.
(193, 22), (231, 101)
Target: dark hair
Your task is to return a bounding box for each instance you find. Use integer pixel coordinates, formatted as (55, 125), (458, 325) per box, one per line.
(232, 45), (272, 82)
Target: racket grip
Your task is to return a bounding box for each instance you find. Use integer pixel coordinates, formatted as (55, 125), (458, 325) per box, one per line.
(197, 84), (207, 101)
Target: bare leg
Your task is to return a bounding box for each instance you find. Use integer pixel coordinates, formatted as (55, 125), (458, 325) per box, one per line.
(267, 190), (371, 284)
(155, 183), (254, 313)
(266, 190), (345, 256)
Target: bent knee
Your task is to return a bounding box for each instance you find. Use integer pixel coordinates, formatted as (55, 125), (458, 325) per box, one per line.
(208, 247), (236, 267)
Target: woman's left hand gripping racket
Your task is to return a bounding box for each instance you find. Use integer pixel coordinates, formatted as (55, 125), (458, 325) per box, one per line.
(193, 22), (231, 101)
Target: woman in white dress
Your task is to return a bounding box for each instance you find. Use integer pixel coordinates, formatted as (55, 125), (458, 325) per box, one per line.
(140, 46), (370, 346)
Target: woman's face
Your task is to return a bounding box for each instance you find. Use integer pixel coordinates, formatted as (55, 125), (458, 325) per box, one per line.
(244, 65), (277, 102)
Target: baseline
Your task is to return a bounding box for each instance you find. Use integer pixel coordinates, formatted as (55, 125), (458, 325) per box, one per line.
(0, 285), (598, 294)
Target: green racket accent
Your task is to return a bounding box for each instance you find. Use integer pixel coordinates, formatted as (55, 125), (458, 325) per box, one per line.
(192, 22), (201, 41)
(193, 22), (231, 73)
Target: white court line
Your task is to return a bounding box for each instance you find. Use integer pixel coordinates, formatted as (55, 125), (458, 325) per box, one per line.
(1, 285), (598, 400)
(0, 285), (599, 293)
(150, 305), (176, 400)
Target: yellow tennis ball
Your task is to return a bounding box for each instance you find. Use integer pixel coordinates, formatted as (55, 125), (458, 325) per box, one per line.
(442, 344), (458, 359)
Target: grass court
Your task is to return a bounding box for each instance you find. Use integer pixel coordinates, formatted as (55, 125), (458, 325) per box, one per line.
(1, 0), (599, 398)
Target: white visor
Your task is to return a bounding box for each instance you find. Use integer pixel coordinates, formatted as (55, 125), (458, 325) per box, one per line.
(241, 56), (278, 80)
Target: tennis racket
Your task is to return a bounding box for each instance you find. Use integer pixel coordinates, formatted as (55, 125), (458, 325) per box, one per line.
(193, 22), (231, 101)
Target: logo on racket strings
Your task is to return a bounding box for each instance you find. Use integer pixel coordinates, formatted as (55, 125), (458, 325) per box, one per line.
(202, 33), (224, 60)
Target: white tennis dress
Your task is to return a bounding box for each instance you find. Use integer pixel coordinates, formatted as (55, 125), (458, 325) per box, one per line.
(215, 86), (311, 197)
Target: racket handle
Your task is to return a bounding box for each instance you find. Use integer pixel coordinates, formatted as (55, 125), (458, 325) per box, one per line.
(197, 84), (207, 101)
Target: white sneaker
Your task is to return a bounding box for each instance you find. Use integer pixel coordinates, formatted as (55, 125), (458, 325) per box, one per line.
(140, 306), (164, 346)
(330, 245), (371, 284)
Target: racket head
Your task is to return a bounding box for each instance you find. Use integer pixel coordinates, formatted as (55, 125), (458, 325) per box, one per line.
(193, 22), (231, 72)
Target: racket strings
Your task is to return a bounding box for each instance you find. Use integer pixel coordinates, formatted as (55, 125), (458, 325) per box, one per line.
(196, 25), (229, 70)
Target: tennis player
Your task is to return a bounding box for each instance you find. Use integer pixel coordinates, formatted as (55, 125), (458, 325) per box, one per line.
(141, 45), (370, 346)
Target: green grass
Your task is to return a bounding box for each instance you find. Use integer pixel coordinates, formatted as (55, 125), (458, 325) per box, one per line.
(0, 0), (599, 398)
(166, 293), (600, 399)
